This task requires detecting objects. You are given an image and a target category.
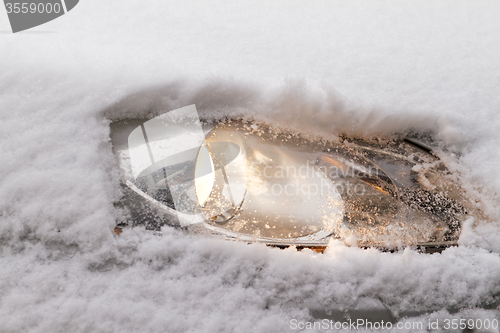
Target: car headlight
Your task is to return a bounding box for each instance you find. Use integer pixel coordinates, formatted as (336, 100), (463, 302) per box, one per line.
(110, 105), (474, 252)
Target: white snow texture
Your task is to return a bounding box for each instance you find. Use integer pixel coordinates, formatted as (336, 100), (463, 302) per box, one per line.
(1, 1), (500, 332)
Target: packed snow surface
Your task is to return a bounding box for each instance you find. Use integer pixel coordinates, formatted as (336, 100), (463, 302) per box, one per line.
(1, 1), (500, 332)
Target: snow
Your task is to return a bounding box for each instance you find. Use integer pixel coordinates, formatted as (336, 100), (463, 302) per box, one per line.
(1, 0), (500, 332)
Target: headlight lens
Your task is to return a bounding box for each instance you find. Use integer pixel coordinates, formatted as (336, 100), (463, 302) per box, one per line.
(111, 105), (473, 250)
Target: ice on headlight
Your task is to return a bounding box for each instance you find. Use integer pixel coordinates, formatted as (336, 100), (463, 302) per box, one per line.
(111, 105), (474, 251)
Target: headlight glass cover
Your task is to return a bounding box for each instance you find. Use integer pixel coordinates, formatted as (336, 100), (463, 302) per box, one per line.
(110, 105), (474, 250)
